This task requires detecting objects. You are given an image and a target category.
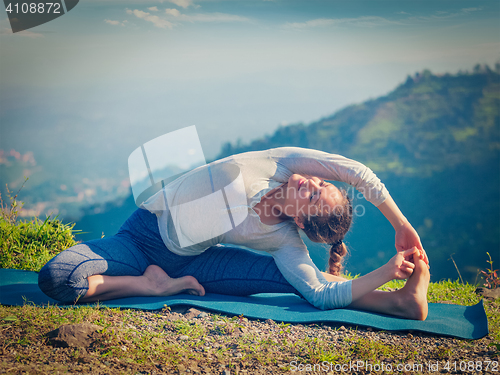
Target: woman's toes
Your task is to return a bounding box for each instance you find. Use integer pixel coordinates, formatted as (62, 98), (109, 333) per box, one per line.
(181, 276), (205, 296)
(142, 266), (205, 297)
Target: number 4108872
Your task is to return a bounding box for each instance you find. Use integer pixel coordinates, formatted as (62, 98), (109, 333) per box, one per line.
(5, 2), (61, 14)
(443, 361), (498, 372)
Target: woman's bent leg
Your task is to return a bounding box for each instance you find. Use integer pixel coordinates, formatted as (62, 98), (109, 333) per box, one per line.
(38, 238), (205, 303)
(39, 207), (206, 303)
(83, 265), (205, 302)
(38, 235), (151, 303)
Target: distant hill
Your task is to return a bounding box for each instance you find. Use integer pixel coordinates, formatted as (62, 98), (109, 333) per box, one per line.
(218, 67), (499, 177)
(73, 66), (500, 284)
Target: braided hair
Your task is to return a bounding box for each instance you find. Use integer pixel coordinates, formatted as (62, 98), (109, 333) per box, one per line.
(299, 190), (352, 276)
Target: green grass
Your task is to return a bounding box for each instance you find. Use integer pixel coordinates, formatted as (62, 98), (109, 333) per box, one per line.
(0, 216), (77, 272)
(1, 294), (498, 373)
(0, 180), (78, 272)
(1, 185), (499, 373)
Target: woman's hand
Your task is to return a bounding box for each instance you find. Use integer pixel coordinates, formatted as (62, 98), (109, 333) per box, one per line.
(384, 247), (419, 280)
(350, 247), (418, 302)
(395, 222), (429, 265)
(377, 197), (429, 266)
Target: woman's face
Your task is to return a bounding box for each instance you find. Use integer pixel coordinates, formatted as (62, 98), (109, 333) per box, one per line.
(284, 174), (344, 219)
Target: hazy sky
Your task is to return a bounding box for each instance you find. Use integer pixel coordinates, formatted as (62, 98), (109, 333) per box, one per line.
(1, 0), (499, 163)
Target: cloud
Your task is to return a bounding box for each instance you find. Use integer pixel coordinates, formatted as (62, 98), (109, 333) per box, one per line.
(0, 24), (44, 37)
(167, 0), (194, 9)
(462, 7), (482, 13)
(15, 29), (44, 37)
(0, 17), (43, 37)
(285, 7), (484, 30)
(126, 9), (173, 29)
(165, 8), (181, 17)
(162, 9), (251, 23)
(148, 6), (159, 12)
(283, 16), (402, 29)
(125, 6), (250, 30)
(105, 19), (126, 26)
(407, 7), (483, 22)
(178, 12), (251, 23)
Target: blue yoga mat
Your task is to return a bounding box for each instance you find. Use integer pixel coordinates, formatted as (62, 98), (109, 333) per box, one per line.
(0, 269), (488, 339)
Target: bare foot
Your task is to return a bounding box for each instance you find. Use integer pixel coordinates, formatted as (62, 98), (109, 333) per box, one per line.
(143, 265), (205, 297)
(396, 257), (430, 320)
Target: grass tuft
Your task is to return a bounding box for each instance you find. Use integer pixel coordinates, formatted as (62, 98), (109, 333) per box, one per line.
(0, 179), (79, 272)
(0, 180), (499, 373)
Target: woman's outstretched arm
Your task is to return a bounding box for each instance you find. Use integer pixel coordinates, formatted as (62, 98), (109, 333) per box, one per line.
(268, 147), (428, 264)
(377, 195), (428, 265)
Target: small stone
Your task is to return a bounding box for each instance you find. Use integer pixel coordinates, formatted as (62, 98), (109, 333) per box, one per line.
(184, 308), (202, 319)
(179, 335), (189, 341)
(338, 326), (346, 331)
(198, 312), (209, 318)
(475, 287), (500, 299)
(170, 306), (190, 314)
(265, 319), (275, 325)
(46, 323), (104, 348)
(152, 337), (167, 345)
(407, 333), (413, 339)
(366, 327), (373, 331)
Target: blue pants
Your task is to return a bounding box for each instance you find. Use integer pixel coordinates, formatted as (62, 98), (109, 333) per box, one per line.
(38, 208), (298, 303)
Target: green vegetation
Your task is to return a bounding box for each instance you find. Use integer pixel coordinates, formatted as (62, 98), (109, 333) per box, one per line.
(0, 192), (499, 373)
(0, 180), (78, 272)
(481, 252), (500, 290)
(1, 67), (499, 373)
(0, 288), (498, 373)
(219, 67), (500, 177)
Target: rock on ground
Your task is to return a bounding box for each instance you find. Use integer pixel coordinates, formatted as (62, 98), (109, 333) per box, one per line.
(46, 323), (104, 348)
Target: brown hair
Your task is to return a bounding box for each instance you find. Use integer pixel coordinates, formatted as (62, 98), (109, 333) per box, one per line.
(299, 190), (352, 276)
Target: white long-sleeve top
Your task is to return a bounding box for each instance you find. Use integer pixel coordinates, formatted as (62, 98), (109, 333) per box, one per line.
(141, 147), (390, 310)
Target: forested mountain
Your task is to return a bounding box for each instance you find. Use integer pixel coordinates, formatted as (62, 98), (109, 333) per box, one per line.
(75, 67), (500, 283)
(218, 68), (499, 177)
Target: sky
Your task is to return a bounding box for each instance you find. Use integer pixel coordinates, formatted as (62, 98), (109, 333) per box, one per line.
(1, 0), (499, 182)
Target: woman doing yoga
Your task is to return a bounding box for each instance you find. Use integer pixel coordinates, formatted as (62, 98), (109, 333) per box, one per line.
(39, 147), (430, 320)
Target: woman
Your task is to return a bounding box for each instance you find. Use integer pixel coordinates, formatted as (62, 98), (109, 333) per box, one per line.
(39, 147), (430, 320)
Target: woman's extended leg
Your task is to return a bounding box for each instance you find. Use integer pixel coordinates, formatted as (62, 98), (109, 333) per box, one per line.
(161, 245), (300, 296)
(322, 257), (430, 320)
(85, 245), (296, 302)
(39, 208), (289, 303)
